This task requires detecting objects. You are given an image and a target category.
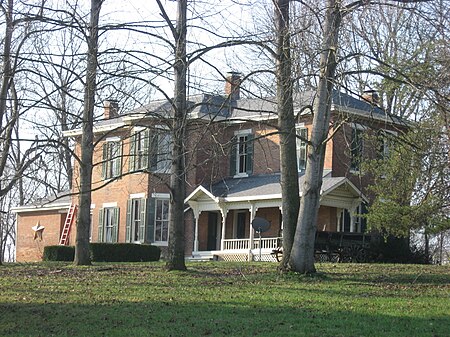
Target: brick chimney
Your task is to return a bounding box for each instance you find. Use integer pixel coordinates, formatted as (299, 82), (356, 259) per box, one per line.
(103, 100), (119, 119)
(362, 90), (380, 106)
(225, 72), (241, 100)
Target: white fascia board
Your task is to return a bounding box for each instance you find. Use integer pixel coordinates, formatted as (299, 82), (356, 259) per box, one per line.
(63, 121), (128, 137)
(11, 203), (71, 213)
(332, 104), (407, 127)
(223, 193), (281, 203)
(321, 178), (369, 204)
(185, 185), (218, 204)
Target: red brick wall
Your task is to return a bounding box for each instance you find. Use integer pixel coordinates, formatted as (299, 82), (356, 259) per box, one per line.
(16, 210), (68, 262)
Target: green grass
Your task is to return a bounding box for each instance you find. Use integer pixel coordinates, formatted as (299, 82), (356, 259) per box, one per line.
(0, 262), (449, 337)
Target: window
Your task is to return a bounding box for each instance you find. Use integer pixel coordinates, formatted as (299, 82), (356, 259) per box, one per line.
(98, 207), (119, 242)
(230, 131), (253, 176)
(129, 129), (149, 171)
(126, 198), (146, 243)
(154, 199), (169, 242)
(296, 126), (308, 171)
(377, 130), (396, 160)
(155, 133), (171, 173)
(350, 127), (363, 172)
(129, 128), (172, 173)
(102, 140), (122, 179)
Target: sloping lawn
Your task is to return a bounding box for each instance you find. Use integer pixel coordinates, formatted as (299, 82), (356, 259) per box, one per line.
(0, 262), (448, 337)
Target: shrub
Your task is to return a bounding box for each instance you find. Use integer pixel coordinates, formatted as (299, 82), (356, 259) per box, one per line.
(89, 243), (161, 262)
(43, 243), (160, 262)
(43, 245), (75, 261)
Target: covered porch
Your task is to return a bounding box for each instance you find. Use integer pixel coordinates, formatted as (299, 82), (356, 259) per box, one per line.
(185, 173), (367, 262)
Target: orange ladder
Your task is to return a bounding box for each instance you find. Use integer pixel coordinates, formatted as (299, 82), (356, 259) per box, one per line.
(59, 204), (77, 245)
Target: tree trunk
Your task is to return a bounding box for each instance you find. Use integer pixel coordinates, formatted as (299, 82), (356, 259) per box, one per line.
(74, 0), (102, 266)
(289, 0), (341, 274)
(274, 0), (299, 271)
(166, 0), (187, 271)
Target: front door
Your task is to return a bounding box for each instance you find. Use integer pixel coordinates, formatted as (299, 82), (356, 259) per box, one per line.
(207, 212), (218, 250)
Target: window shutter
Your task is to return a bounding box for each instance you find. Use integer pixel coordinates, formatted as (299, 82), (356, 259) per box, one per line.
(114, 142), (123, 177)
(150, 133), (159, 171)
(112, 207), (119, 242)
(139, 198), (147, 243)
(146, 197), (155, 243)
(98, 208), (104, 242)
(229, 136), (237, 176)
(298, 128), (308, 171)
(246, 134), (254, 175)
(129, 134), (136, 172)
(102, 144), (107, 179)
(126, 200), (132, 242)
(143, 129), (150, 170)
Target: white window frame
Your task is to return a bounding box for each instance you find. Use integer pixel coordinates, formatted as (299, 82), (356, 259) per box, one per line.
(296, 124), (308, 172)
(103, 138), (122, 179)
(153, 196), (170, 244)
(234, 129), (252, 177)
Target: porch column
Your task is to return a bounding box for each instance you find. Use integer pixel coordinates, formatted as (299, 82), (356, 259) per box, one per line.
(349, 201), (360, 233)
(191, 202), (200, 252)
(336, 208), (343, 232)
(220, 207), (228, 251)
(248, 204), (257, 261)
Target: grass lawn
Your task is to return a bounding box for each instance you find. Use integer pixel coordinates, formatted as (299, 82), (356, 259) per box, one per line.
(0, 262), (449, 337)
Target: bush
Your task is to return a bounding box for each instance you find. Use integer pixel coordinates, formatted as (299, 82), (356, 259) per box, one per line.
(90, 243), (161, 262)
(43, 243), (160, 262)
(43, 245), (75, 261)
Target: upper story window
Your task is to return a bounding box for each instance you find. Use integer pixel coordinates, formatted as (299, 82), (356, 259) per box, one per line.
(377, 129), (396, 160)
(129, 128), (172, 174)
(350, 126), (364, 172)
(129, 129), (149, 171)
(230, 129), (253, 177)
(296, 126), (308, 171)
(126, 197), (146, 243)
(98, 206), (119, 243)
(102, 138), (122, 179)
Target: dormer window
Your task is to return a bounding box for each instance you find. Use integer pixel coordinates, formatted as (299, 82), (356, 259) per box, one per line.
(230, 129), (253, 177)
(296, 125), (308, 171)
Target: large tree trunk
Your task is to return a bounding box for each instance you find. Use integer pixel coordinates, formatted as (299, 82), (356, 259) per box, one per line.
(166, 0), (187, 271)
(74, 0), (102, 266)
(289, 0), (341, 274)
(274, 0), (299, 270)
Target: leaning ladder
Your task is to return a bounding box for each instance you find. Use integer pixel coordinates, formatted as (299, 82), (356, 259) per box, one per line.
(59, 204), (77, 245)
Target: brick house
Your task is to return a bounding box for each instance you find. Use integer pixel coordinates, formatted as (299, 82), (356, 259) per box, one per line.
(13, 75), (405, 262)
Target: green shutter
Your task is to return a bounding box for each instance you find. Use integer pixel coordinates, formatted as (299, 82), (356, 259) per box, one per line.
(112, 207), (119, 242)
(142, 129), (150, 170)
(149, 133), (158, 171)
(114, 142), (123, 177)
(230, 136), (237, 176)
(146, 197), (155, 243)
(98, 208), (104, 242)
(126, 200), (132, 242)
(246, 134), (254, 175)
(139, 198), (147, 243)
(129, 133), (136, 172)
(102, 144), (107, 179)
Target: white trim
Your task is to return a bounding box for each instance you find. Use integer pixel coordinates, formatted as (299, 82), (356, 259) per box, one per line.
(91, 204), (96, 209)
(11, 203), (71, 213)
(130, 193), (146, 199)
(102, 202), (118, 208)
(152, 192), (170, 199)
(133, 126), (146, 132)
(105, 136), (121, 142)
(234, 128), (252, 136)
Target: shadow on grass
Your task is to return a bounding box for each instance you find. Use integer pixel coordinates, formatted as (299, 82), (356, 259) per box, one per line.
(1, 299), (448, 337)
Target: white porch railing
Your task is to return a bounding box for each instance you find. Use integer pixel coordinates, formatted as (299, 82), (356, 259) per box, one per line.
(223, 237), (281, 251)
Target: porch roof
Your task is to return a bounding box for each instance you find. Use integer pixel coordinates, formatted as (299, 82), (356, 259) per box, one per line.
(185, 172), (367, 206)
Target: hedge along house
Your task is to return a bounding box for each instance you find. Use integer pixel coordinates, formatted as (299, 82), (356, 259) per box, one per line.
(12, 74), (406, 262)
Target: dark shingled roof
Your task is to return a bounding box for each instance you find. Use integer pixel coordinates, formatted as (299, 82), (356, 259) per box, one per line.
(207, 171), (348, 199)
